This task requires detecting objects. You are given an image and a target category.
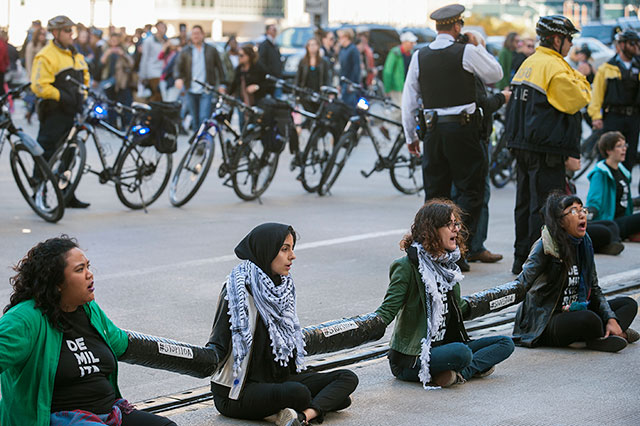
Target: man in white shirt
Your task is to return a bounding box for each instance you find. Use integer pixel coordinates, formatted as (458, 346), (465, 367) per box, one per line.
(401, 4), (502, 270)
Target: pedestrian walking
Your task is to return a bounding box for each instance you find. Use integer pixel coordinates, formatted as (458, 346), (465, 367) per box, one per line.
(504, 15), (591, 274)
(139, 21), (167, 101)
(383, 31), (417, 107)
(175, 25), (226, 130)
(100, 32), (135, 128)
(401, 3), (503, 271)
(337, 28), (361, 108)
(587, 30), (640, 193)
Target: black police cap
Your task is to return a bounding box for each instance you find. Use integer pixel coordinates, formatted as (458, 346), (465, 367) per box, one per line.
(430, 4), (465, 25)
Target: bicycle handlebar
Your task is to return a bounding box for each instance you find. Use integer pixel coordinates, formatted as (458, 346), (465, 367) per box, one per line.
(0, 82), (32, 104)
(65, 75), (139, 115)
(194, 80), (263, 116)
(339, 76), (394, 105)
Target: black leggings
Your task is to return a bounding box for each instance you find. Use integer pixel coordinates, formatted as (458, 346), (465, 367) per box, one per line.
(587, 220), (621, 252)
(614, 214), (640, 240)
(540, 297), (638, 347)
(121, 409), (176, 426)
(212, 369), (358, 422)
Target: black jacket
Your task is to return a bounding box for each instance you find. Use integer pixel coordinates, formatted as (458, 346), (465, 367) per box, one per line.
(476, 77), (506, 142)
(228, 62), (269, 104)
(176, 43), (226, 90)
(512, 230), (616, 347)
(258, 38), (282, 78)
(295, 57), (331, 91)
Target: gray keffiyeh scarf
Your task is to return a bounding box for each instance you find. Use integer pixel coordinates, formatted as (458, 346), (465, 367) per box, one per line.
(225, 260), (306, 378)
(411, 242), (464, 388)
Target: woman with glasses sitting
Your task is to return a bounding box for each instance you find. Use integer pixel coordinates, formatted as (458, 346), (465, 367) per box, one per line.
(586, 131), (640, 242)
(375, 200), (515, 388)
(512, 191), (638, 353)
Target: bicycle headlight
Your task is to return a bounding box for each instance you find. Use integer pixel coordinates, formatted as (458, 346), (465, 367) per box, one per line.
(132, 125), (150, 136)
(356, 97), (369, 111)
(92, 104), (108, 120)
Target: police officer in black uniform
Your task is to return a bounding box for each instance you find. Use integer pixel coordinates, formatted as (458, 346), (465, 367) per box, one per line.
(402, 4), (503, 270)
(588, 29), (640, 193)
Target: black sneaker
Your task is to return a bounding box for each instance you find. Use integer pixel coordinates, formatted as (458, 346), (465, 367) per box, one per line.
(456, 258), (470, 272)
(625, 328), (640, 344)
(511, 257), (526, 275)
(66, 196), (91, 209)
(599, 242), (624, 256)
(586, 335), (627, 352)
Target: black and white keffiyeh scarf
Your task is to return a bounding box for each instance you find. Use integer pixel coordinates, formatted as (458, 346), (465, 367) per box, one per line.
(225, 259), (306, 378)
(411, 242), (464, 388)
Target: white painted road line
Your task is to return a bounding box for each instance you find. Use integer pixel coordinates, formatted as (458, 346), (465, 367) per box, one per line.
(101, 229), (406, 281)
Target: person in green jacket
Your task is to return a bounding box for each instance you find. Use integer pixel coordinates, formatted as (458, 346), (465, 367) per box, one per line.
(586, 131), (640, 241)
(382, 31), (417, 107)
(375, 200), (514, 388)
(496, 32), (520, 90)
(0, 236), (176, 426)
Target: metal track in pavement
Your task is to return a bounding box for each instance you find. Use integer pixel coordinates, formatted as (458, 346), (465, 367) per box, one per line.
(138, 277), (640, 416)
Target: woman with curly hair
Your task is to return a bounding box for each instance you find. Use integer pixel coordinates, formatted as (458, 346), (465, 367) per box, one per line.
(0, 236), (176, 426)
(375, 200), (514, 388)
(512, 192), (638, 352)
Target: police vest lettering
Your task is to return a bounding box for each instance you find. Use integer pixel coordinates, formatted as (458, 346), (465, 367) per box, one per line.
(66, 337), (101, 377)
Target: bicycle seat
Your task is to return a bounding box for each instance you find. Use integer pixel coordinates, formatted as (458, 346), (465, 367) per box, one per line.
(131, 102), (152, 111)
(320, 86), (338, 96)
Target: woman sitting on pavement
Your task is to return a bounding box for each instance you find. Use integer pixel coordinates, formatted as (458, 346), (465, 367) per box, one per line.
(586, 131), (640, 242)
(375, 200), (515, 388)
(206, 223), (358, 426)
(565, 156), (625, 255)
(512, 192), (638, 352)
(0, 236), (176, 426)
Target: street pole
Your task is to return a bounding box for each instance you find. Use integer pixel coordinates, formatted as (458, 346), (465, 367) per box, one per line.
(90, 0), (96, 26)
(109, 0), (113, 27)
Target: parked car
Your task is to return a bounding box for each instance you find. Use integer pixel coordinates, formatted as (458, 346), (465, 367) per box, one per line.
(580, 18), (640, 46)
(339, 24), (401, 67)
(486, 35), (505, 57)
(566, 37), (615, 71)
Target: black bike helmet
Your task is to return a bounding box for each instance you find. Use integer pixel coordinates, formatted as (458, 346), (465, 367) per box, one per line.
(615, 29), (640, 43)
(47, 15), (75, 31)
(536, 15), (579, 38)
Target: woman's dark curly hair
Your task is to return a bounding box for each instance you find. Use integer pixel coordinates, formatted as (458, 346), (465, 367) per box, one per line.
(4, 235), (79, 329)
(543, 191), (582, 265)
(400, 199), (467, 256)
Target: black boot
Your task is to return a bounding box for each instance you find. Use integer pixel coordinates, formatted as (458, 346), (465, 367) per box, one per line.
(66, 196), (91, 209)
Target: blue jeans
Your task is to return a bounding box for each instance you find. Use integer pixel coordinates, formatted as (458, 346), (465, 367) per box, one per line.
(452, 142), (490, 255)
(389, 336), (514, 382)
(186, 92), (213, 131)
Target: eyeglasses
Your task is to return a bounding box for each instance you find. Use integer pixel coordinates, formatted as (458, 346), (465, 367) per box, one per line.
(62, 28), (73, 33)
(457, 19), (465, 27)
(563, 207), (588, 217)
(615, 143), (629, 149)
(567, 35), (573, 43)
(525, 44), (535, 48)
(446, 221), (462, 231)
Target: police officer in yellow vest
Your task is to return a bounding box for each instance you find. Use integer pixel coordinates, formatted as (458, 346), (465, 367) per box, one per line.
(31, 15), (91, 208)
(504, 15), (591, 274)
(588, 30), (640, 191)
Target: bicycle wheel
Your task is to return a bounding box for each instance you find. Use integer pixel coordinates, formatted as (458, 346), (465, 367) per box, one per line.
(489, 132), (515, 189)
(169, 132), (215, 207)
(300, 127), (335, 193)
(317, 131), (356, 196)
(48, 136), (87, 204)
(389, 133), (423, 195)
(114, 143), (172, 210)
(230, 138), (279, 201)
(9, 143), (65, 222)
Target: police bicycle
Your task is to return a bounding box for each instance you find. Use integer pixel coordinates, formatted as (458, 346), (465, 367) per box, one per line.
(49, 76), (173, 211)
(169, 80), (279, 205)
(0, 83), (65, 222)
(317, 77), (423, 196)
(265, 75), (351, 193)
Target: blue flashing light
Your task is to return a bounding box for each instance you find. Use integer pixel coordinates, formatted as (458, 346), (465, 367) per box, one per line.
(132, 125), (150, 135)
(356, 97), (369, 111)
(92, 104), (108, 119)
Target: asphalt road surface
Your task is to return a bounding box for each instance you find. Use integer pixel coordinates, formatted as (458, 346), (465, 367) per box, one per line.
(1, 112), (639, 424)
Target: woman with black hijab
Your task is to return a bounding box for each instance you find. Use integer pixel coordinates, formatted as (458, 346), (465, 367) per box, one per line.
(206, 223), (358, 426)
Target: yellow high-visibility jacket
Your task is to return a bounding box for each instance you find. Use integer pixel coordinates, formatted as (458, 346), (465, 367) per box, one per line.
(588, 56), (640, 121)
(505, 46), (591, 158)
(31, 40), (89, 117)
